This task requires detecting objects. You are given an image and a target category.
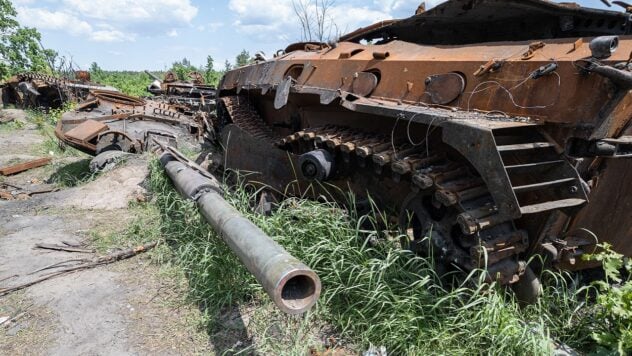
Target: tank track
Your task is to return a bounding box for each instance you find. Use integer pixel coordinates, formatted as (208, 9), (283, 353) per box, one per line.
(219, 96), (278, 144)
(219, 95), (529, 285)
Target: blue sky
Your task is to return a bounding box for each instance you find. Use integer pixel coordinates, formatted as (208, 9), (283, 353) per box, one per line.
(10, 0), (614, 71)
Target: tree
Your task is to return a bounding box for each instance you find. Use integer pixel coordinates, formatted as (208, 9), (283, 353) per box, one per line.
(224, 60), (232, 72)
(235, 50), (252, 67)
(204, 55), (220, 86)
(0, 0), (56, 80)
(169, 57), (197, 81)
(205, 55), (214, 72)
(89, 62), (102, 75)
(292, 0), (339, 43)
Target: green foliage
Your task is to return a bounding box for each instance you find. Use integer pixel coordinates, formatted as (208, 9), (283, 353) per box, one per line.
(224, 59), (232, 72)
(170, 57), (197, 81)
(0, 0), (56, 80)
(49, 158), (97, 187)
(204, 55), (220, 86)
(585, 244), (632, 354)
(235, 49), (253, 67)
(141, 162), (611, 354)
(88, 66), (152, 97)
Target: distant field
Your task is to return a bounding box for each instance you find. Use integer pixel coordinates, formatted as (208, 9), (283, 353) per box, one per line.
(89, 71), (157, 97)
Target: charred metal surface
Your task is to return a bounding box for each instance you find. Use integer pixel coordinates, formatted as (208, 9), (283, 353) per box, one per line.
(1, 72), (117, 109)
(146, 71), (217, 114)
(56, 90), (211, 156)
(214, 0), (632, 297)
(341, 0), (632, 45)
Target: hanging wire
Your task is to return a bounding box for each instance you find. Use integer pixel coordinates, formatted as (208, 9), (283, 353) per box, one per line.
(467, 71), (562, 111)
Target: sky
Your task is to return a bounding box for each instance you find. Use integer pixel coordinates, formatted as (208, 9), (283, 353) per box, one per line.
(10, 0), (616, 71)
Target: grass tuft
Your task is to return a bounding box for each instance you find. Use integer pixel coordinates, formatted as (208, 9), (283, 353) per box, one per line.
(106, 158), (610, 354)
(48, 159), (97, 187)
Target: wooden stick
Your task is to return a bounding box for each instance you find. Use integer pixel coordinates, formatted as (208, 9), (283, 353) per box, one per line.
(34, 243), (94, 254)
(0, 157), (52, 176)
(28, 259), (88, 275)
(0, 241), (158, 296)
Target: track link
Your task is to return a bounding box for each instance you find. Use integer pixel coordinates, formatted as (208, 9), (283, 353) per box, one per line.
(221, 96), (528, 285)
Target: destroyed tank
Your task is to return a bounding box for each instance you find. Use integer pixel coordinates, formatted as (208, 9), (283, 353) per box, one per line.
(214, 0), (632, 300)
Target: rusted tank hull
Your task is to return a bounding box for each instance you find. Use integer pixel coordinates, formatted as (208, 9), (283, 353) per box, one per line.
(1, 72), (117, 109)
(55, 90), (210, 156)
(214, 0), (632, 293)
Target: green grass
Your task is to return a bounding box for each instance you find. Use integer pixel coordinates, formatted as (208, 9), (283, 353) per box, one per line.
(48, 158), (97, 187)
(99, 159), (625, 355)
(0, 119), (25, 132)
(89, 71), (153, 97)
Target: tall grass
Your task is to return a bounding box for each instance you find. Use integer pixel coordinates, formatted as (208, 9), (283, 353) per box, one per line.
(142, 159), (601, 354)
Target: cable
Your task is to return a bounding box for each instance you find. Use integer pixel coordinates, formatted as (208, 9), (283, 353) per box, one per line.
(467, 71), (561, 111)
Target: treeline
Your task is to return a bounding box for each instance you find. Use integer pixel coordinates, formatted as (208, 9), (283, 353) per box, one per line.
(1, 0), (257, 96)
(88, 50), (255, 96)
(0, 0), (57, 80)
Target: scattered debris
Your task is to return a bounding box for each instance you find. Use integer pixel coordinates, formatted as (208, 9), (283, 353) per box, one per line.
(0, 157), (52, 176)
(34, 243), (95, 254)
(363, 345), (388, 356)
(0, 109), (26, 124)
(1, 72), (118, 110)
(1, 311), (28, 328)
(89, 150), (133, 173)
(146, 70), (216, 114)
(0, 183), (57, 201)
(55, 90), (212, 156)
(0, 241), (158, 297)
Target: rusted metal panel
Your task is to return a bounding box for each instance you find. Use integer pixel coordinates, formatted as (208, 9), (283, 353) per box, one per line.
(342, 0), (631, 45)
(213, 0), (632, 296)
(56, 89), (211, 156)
(64, 119), (108, 143)
(0, 157), (52, 176)
(566, 158), (632, 269)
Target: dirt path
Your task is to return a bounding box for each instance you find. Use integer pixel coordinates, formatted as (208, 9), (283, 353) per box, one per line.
(0, 111), (212, 355)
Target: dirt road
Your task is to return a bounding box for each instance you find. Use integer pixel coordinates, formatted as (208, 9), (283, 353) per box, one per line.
(0, 110), (212, 355)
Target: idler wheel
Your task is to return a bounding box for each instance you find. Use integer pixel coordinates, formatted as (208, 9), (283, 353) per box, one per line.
(299, 149), (334, 181)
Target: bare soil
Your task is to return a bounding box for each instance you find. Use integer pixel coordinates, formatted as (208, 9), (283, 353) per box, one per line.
(0, 111), (215, 355)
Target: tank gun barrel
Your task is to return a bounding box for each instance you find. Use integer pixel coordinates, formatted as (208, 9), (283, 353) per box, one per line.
(160, 152), (321, 314)
(144, 70), (162, 83)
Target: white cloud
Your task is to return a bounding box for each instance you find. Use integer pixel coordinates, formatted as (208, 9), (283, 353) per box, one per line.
(15, 0), (198, 42)
(17, 6), (133, 42)
(373, 0), (447, 15)
(228, 0), (396, 43)
(62, 0), (197, 24)
(91, 30), (131, 42)
(328, 5), (392, 34)
(207, 22), (224, 31)
(16, 7), (92, 36)
(228, 0), (294, 36)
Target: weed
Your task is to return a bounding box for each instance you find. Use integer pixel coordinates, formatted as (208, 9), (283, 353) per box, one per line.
(48, 159), (96, 187)
(0, 119), (24, 132)
(583, 244), (632, 354)
(124, 159), (608, 355)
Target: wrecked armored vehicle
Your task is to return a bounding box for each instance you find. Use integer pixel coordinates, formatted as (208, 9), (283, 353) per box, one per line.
(0, 72), (117, 110)
(214, 0), (632, 300)
(55, 90), (210, 156)
(146, 70), (216, 113)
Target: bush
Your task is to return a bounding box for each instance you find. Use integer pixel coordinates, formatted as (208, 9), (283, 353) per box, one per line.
(584, 244), (632, 355)
(142, 160), (609, 354)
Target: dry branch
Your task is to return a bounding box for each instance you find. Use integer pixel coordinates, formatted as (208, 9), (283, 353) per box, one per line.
(0, 241), (158, 297)
(35, 243), (94, 254)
